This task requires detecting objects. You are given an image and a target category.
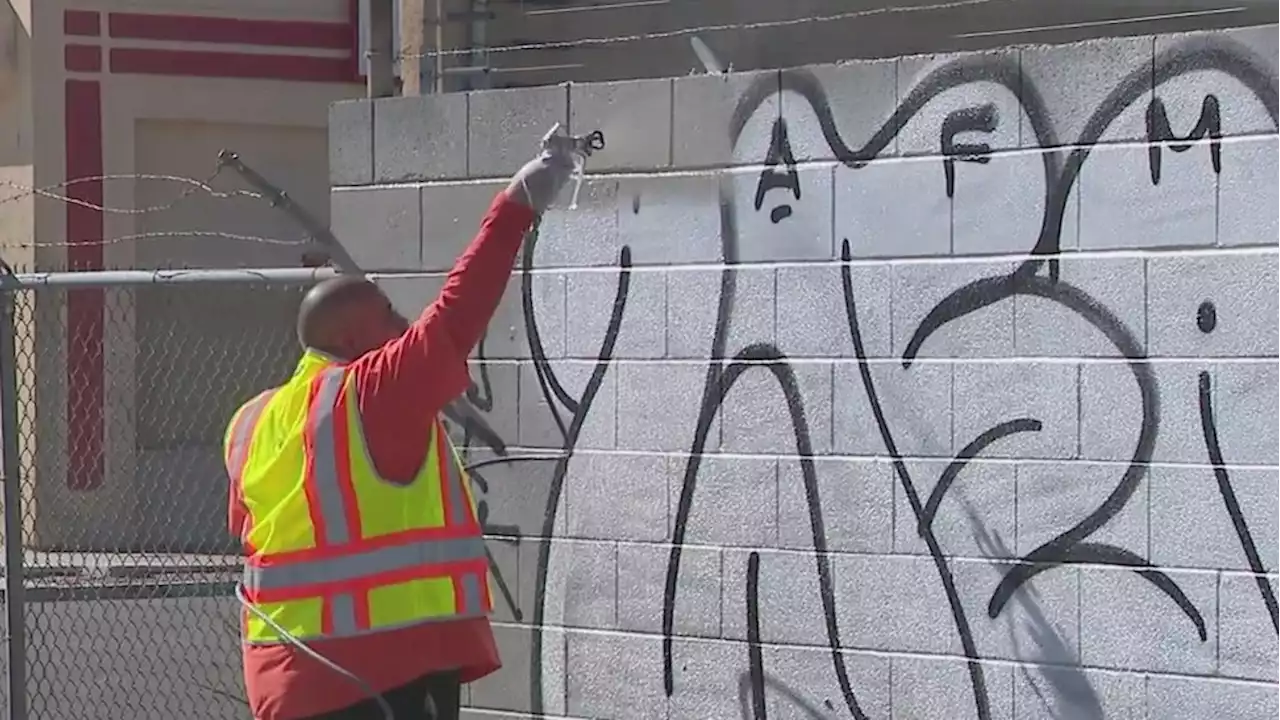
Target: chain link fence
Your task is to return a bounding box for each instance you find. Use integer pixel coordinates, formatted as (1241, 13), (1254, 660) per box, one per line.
(0, 268), (342, 720)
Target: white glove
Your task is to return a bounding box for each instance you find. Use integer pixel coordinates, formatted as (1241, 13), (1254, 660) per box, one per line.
(506, 124), (578, 214)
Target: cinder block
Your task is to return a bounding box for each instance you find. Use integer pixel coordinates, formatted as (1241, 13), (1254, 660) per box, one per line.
(671, 70), (779, 169)
(721, 549), (837, 646)
(468, 85), (568, 178)
(671, 455), (777, 548)
(835, 157), (950, 258)
(553, 539), (616, 629)
(616, 362), (720, 452)
(1076, 361), (1147, 463)
(536, 177), (623, 269)
(761, 646), (891, 719)
(330, 186), (421, 269)
(373, 272), (445, 326)
(467, 448), (563, 540)
(784, 60), (898, 162)
(897, 49), (1022, 156)
(1147, 674), (1278, 720)
(727, 164), (835, 263)
(565, 453), (667, 542)
(469, 624), (563, 714)
(1079, 565), (1217, 674)
(1011, 667), (1146, 720)
(665, 637), (746, 720)
(420, 181), (506, 272)
(666, 266), (775, 359)
(329, 100), (372, 186)
(517, 360), (614, 450)
(1220, 137), (1280, 247)
(566, 266), (666, 359)
(833, 360), (952, 458)
(1016, 462), (1148, 557)
(457, 359), (519, 457)
(1020, 36), (1154, 147)
(617, 542), (720, 637)
(890, 654), (1014, 720)
(779, 457), (893, 554)
(483, 534), (519, 624)
(1219, 572), (1280, 680)
(894, 458), (1015, 559)
(1079, 142), (1216, 250)
(570, 78), (672, 171)
(1147, 252), (1278, 357)
(617, 173), (721, 266)
(777, 262), (891, 358)
(517, 538), (549, 625)
(372, 93), (467, 182)
(955, 558), (1080, 666)
(1150, 466), (1278, 572)
(1014, 256), (1145, 357)
(891, 259), (1018, 358)
(1083, 361), (1279, 465)
(832, 554), (953, 653)
(566, 630), (667, 720)
(953, 362), (1078, 459)
(719, 362), (832, 456)
(952, 150), (1063, 255)
(1155, 30), (1277, 137)
(483, 271), (565, 361)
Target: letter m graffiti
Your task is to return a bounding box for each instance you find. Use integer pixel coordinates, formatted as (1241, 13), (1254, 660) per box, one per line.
(1146, 94), (1222, 185)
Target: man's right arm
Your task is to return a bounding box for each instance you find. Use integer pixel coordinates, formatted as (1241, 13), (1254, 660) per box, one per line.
(350, 137), (574, 481)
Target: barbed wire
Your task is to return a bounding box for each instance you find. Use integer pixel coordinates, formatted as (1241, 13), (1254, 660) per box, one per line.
(0, 167), (264, 216)
(0, 164), (313, 252)
(400, 0), (1009, 59)
(0, 230), (311, 250)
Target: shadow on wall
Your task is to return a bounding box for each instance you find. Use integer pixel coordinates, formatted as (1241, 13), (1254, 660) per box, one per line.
(964, 498), (1104, 720)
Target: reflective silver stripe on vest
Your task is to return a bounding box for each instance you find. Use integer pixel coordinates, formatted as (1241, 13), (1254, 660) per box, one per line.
(226, 390), (277, 479)
(308, 367), (352, 545)
(242, 535), (486, 592)
(330, 593), (359, 635)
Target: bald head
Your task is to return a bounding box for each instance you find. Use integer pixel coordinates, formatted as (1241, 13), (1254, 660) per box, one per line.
(297, 276), (405, 360)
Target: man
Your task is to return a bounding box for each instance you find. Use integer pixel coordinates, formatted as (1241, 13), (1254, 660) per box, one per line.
(223, 129), (577, 720)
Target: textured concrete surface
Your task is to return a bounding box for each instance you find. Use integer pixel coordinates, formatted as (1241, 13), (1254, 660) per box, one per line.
(330, 26), (1279, 720)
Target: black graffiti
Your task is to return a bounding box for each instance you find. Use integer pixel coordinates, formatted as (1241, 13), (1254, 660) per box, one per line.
(1199, 371), (1279, 631)
(753, 117), (801, 223)
(940, 104), (998, 198)
(1146, 94), (1222, 185)
(497, 33), (1280, 720)
(525, 227), (631, 716)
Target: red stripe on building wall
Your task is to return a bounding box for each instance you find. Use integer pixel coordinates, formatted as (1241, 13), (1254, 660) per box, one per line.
(108, 12), (351, 49)
(63, 10), (101, 37)
(64, 44), (102, 73)
(109, 48), (354, 83)
(64, 79), (105, 492)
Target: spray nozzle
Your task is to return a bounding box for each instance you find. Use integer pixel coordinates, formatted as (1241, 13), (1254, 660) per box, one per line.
(541, 124), (606, 210)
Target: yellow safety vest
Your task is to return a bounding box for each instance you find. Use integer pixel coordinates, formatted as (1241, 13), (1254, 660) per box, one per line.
(223, 351), (491, 645)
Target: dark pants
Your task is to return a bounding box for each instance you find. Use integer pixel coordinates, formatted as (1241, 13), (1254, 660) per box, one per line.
(304, 671), (461, 720)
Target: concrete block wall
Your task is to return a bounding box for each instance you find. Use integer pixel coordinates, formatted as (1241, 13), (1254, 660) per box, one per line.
(330, 26), (1280, 720)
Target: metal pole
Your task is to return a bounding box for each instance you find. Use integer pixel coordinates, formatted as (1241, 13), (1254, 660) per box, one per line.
(399, 0), (432, 95)
(367, 0), (396, 98)
(0, 284), (28, 720)
(216, 150), (364, 276)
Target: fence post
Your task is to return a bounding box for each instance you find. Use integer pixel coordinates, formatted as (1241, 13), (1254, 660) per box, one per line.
(0, 285), (26, 720)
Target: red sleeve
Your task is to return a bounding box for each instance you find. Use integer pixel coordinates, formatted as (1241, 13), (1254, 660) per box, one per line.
(351, 189), (535, 481)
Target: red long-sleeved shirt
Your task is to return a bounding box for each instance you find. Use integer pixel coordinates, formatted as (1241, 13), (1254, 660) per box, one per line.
(228, 190), (535, 720)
